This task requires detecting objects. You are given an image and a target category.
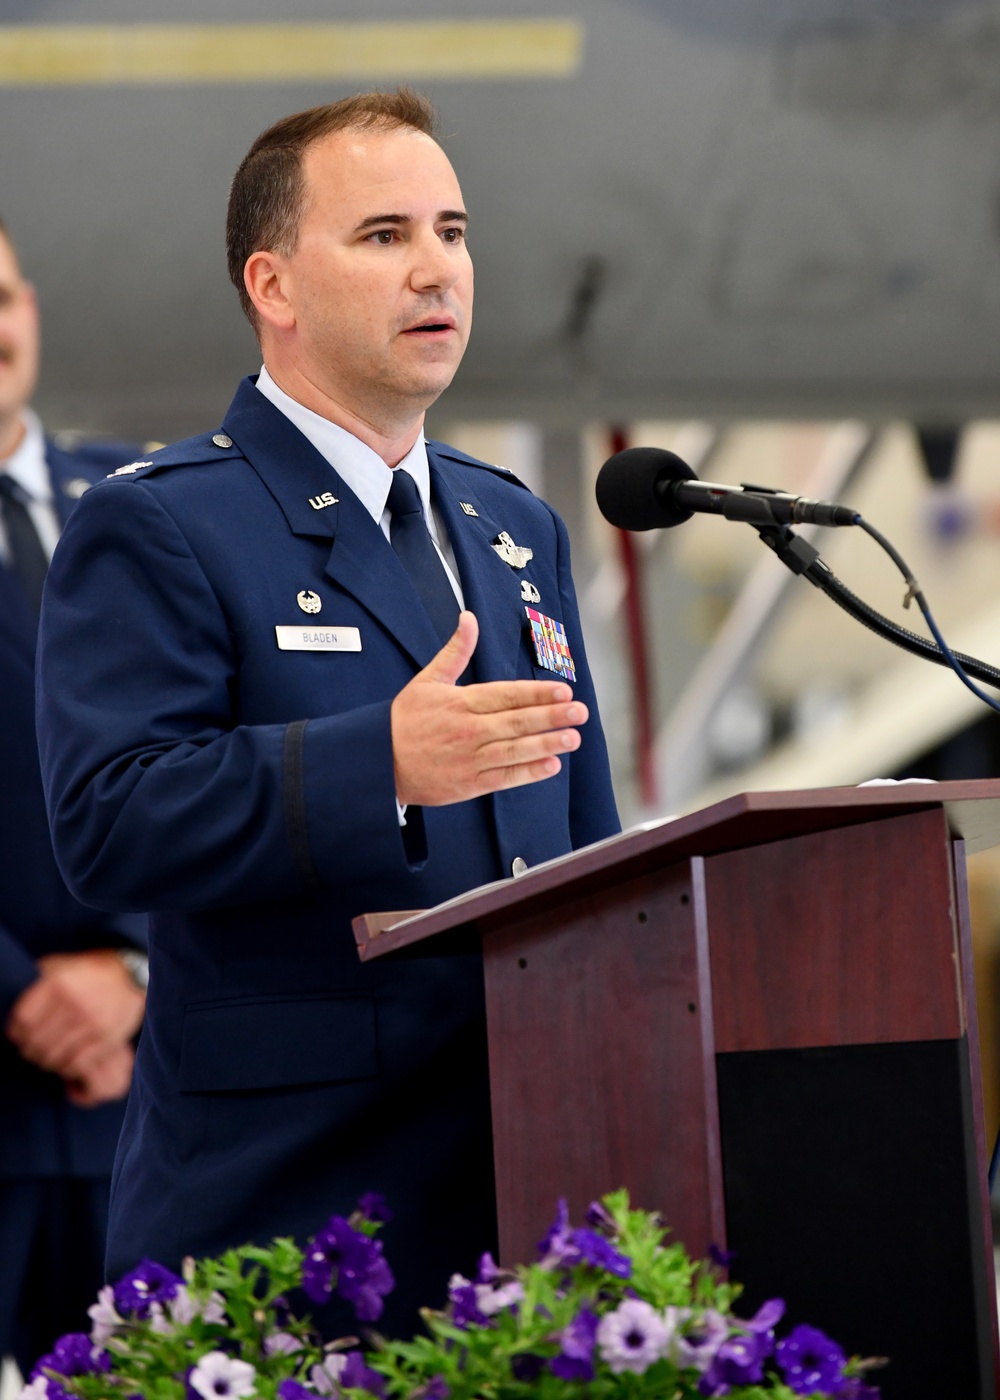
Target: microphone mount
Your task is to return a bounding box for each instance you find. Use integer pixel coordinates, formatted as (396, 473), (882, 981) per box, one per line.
(595, 444), (1000, 720)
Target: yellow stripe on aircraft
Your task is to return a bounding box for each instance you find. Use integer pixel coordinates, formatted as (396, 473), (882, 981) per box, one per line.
(0, 20), (584, 84)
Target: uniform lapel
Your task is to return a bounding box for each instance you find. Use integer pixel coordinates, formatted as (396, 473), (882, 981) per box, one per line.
(429, 451), (524, 685)
(223, 380), (441, 671)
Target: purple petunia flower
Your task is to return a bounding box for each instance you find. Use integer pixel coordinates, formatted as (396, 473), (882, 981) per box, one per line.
(447, 1273), (489, 1328)
(536, 1201), (632, 1277)
(476, 1251), (501, 1284)
(302, 1216), (394, 1322)
(277, 1382), (315, 1400)
(537, 1199), (574, 1266)
(113, 1259), (184, 1318)
(569, 1227), (632, 1278)
(777, 1324), (848, 1395)
(832, 1379), (881, 1400)
(744, 1298), (785, 1336)
(339, 1350), (387, 1397)
(418, 1377), (449, 1400)
(708, 1243), (736, 1270)
(583, 1200), (616, 1235)
(356, 1193), (392, 1224)
(551, 1305), (599, 1381)
(29, 1333), (110, 1400)
(699, 1332), (770, 1396)
(596, 1298), (670, 1375)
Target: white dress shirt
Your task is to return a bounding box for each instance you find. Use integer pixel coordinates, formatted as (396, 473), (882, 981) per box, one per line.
(0, 409), (61, 565)
(255, 366), (465, 607)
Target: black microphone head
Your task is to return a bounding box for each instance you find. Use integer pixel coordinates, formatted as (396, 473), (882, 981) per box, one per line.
(595, 447), (699, 531)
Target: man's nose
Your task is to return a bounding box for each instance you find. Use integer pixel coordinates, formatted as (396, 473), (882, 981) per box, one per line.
(409, 231), (461, 291)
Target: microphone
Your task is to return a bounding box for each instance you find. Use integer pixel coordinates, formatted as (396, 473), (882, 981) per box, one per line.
(595, 446), (860, 532)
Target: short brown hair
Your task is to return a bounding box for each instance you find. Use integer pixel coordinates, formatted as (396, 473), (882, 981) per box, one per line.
(226, 88), (437, 331)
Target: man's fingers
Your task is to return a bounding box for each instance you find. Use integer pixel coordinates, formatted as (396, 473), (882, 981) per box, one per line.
(476, 725), (582, 776)
(417, 610), (478, 687)
(465, 677), (575, 715)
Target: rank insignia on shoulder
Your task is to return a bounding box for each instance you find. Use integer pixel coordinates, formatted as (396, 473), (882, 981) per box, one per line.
(520, 579), (540, 604)
(459, 501), (479, 516)
(297, 590), (322, 615)
(308, 491), (338, 511)
(492, 530), (533, 569)
(109, 461), (152, 477)
(526, 606), (576, 682)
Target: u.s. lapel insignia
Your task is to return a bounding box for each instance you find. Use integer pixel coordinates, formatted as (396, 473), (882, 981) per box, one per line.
(526, 606), (576, 682)
(492, 531), (534, 569)
(459, 501), (479, 517)
(308, 491), (338, 511)
(297, 590), (322, 615)
(520, 579), (540, 604)
(63, 478), (91, 499)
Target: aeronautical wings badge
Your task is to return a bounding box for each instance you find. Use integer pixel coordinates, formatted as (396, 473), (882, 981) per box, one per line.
(492, 531), (534, 570)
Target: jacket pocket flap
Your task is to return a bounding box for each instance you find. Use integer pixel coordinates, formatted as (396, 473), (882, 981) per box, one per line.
(179, 995), (378, 1092)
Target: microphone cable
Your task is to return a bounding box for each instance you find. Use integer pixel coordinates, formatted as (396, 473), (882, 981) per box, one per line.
(758, 518), (1000, 715)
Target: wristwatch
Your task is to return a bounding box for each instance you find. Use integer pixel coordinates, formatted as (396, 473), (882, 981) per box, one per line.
(117, 948), (150, 992)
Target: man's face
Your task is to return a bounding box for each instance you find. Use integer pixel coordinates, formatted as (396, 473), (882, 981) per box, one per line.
(0, 232), (40, 439)
(270, 124), (473, 422)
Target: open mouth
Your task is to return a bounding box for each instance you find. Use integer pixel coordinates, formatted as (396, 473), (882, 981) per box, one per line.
(402, 318), (456, 336)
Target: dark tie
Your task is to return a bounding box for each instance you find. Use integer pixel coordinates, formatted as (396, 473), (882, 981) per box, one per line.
(387, 469), (460, 644)
(0, 473), (48, 618)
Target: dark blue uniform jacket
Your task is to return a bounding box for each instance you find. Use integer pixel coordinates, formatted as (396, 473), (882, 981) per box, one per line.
(1, 438), (146, 1181)
(36, 379), (619, 1324)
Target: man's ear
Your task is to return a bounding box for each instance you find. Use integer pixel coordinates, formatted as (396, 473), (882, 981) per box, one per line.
(244, 251), (296, 332)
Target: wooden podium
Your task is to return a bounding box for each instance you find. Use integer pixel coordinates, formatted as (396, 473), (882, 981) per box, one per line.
(354, 781), (1000, 1400)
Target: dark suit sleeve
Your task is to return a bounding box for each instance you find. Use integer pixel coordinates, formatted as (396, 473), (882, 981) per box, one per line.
(37, 483), (419, 914)
(0, 921), (39, 1021)
(548, 506), (621, 849)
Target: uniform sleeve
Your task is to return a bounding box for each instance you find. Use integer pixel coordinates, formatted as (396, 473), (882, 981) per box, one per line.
(36, 483), (418, 914)
(0, 921), (39, 1022)
(549, 505), (621, 849)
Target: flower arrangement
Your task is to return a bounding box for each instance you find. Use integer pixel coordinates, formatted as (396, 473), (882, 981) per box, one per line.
(20, 1190), (884, 1400)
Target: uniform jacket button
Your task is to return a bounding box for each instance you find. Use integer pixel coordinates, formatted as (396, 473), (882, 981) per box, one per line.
(511, 856), (528, 877)
(212, 433), (233, 448)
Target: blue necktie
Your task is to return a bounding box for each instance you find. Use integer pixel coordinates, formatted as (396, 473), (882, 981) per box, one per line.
(387, 469), (460, 644)
(0, 473), (48, 619)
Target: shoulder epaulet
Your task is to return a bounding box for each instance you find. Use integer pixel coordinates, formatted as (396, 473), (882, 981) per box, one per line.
(103, 430), (243, 482)
(427, 441), (531, 490)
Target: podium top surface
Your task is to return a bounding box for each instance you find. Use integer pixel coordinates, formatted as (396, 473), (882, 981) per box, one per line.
(354, 778), (1000, 961)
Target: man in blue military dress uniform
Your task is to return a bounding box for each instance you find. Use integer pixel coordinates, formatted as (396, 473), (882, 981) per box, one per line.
(36, 90), (619, 1330)
(0, 219), (147, 1373)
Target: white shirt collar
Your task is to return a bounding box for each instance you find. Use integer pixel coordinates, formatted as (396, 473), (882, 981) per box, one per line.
(1, 409), (51, 504)
(255, 365), (431, 527)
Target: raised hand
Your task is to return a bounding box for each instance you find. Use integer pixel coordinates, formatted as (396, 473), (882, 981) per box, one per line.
(390, 611), (588, 807)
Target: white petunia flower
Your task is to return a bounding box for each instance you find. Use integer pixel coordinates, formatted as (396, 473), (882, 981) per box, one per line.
(16, 1379), (49, 1400)
(596, 1298), (670, 1375)
(188, 1351), (257, 1400)
(88, 1284), (124, 1346)
(475, 1280), (524, 1316)
(310, 1354), (347, 1396)
(264, 1331), (304, 1356)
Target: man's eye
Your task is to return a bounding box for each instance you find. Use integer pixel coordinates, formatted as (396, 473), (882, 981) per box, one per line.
(441, 227), (466, 243)
(368, 229), (396, 245)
